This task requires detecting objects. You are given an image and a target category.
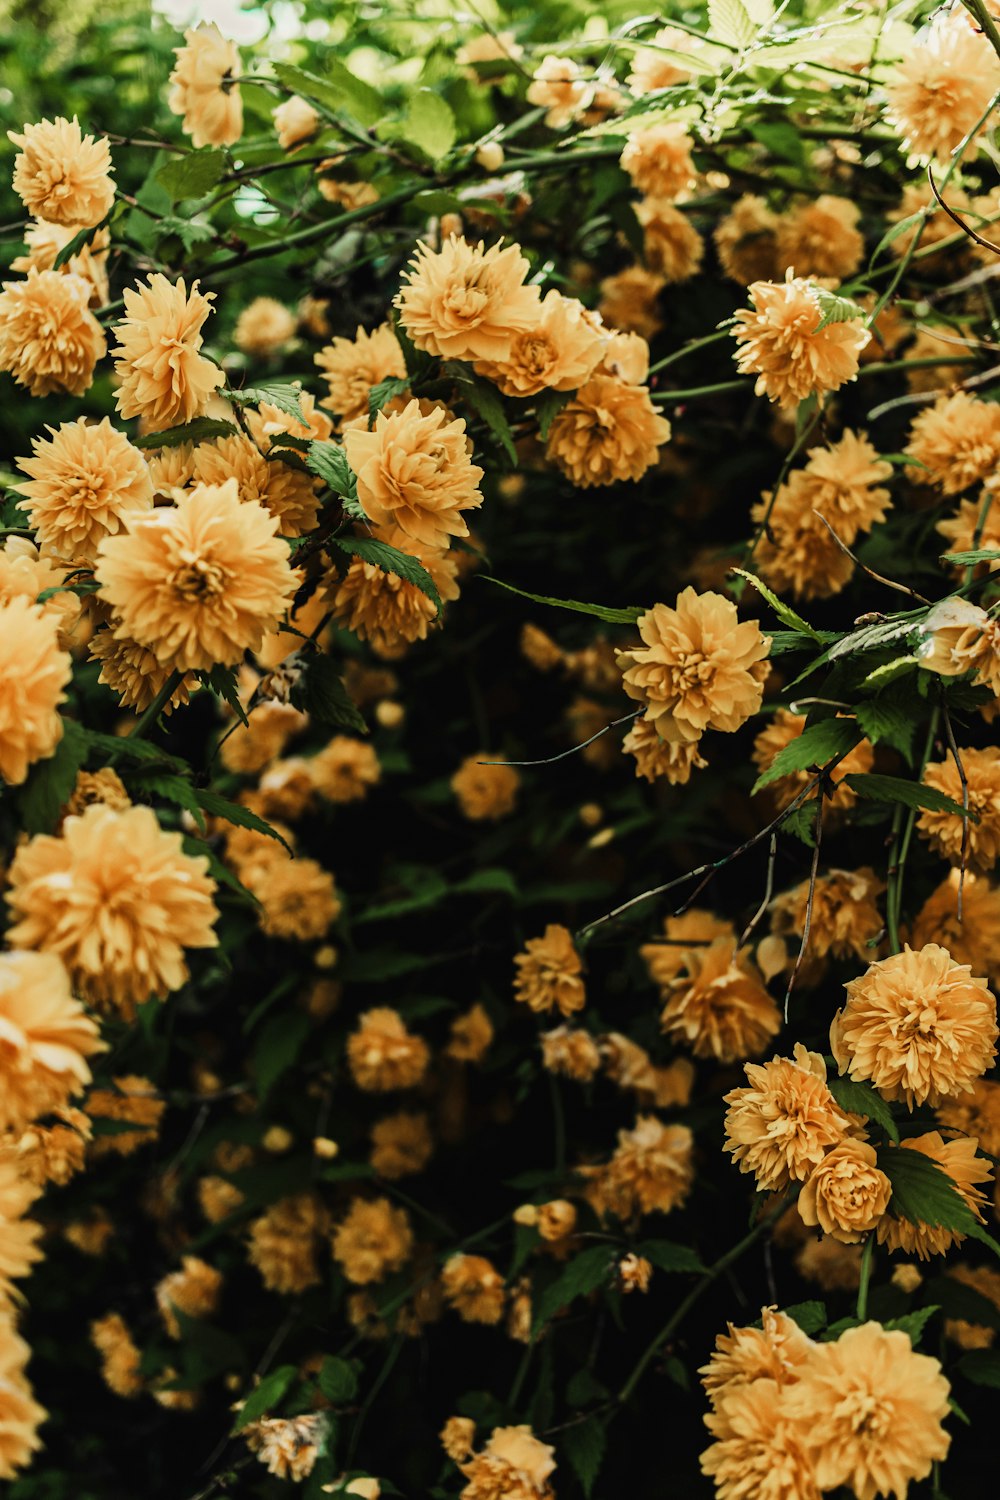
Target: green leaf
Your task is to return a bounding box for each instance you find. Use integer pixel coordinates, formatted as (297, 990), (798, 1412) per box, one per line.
(195, 788), (293, 853)
(74, 725), (186, 771)
(729, 567), (821, 640)
(481, 575), (643, 625)
(781, 1300), (827, 1335)
(334, 537), (442, 612)
(399, 90), (456, 162)
(941, 549), (1000, 567)
(52, 219), (108, 270)
(561, 1421), (606, 1499)
(780, 803), (817, 846)
(635, 1240), (706, 1274)
(877, 1145), (983, 1235)
(368, 376), (411, 424)
(253, 1010), (311, 1098)
(926, 1274), (1000, 1331)
(813, 287), (866, 332)
(853, 691), (918, 764)
(16, 720), (88, 834)
(133, 418), (238, 450)
(153, 214), (216, 252)
(232, 1364), (298, 1431)
(533, 1246), (613, 1331)
(157, 148), (227, 201)
(446, 370), (517, 465)
(883, 1305), (940, 1347)
(957, 1349), (1000, 1388)
(534, 390), (572, 442)
(306, 441), (357, 498)
(272, 60), (383, 129)
(198, 665), (249, 726)
(868, 211), (923, 267)
(769, 629), (838, 656)
(708, 0), (757, 47)
(316, 1356), (359, 1404)
(229, 384), (305, 424)
(844, 772), (974, 821)
(291, 654), (368, 735)
(828, 1076), (899, 1143)
(352, 868), (450, 925)
(752, 717), (862, 793)
(130, 770), (207, 833)
(859, 657), (919, 690)
(828, 612), (925, 660)
(747, 121), (805, 166)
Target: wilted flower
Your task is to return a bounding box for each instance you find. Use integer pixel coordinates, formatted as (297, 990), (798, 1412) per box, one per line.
(732, 274), (869, 408)
(245, 1414), (326, 1481)
(9, 116), (114, 227)
(168, 24), (242, 148)
(769, 867), (884, 983)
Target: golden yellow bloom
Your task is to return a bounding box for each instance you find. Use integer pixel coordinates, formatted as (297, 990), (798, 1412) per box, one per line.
(219, 688), (305, 777)
(774, 196), (863, 281)
(90, 1313), (144, 1399)
(396, 236), (540, 363)
(714, 194), (779, 285)
(513, 925), (585, 1017)
(17, 417), (153, 565)
(622, 713), (708, 783)
(441, 1254), (505, 1324)
(795, 1236), (863, 1291)
(597, 264), (665, 339)
(243, 853), (340, 942)
(370, 1111), (433, 1179)
(723, 1044), (855, 1193)
(451, 756), (519, 821)
(784, 1322), (950, 1498)
(315, 323), (406, 428)
(769, 867), (884, 983)
(88, 627), (193, 715)
(459, 1425), (555, 1500)
(197, 1175), (244, 1224)
(622, 123), (695, 200)
(192, 432), (319, 538)
(0, 1150), (43, 1302)
(7, 805), (218, 1017)
(660, 936), (781, 1063)
(327, 522), (460, 658)
(627, 25), (700, 92)
(798, 1139), (891, 1244)
(546, 373), (671, 488)
(635, 199), (704, 282)
(0, 1319), (45, 1478)
(168, 23), (242, 149)
(0, 598), (70, 786)
(441, 1416), (477, 1463)
(248, 1194), (329, 1293)
(332, 1196), (413, 1284)
(9, 1106), (90, 1188)
(233, 296), (296, 358)
(317, 172), (379, 211)
(273, 94), (320, 149)
(618, 588), (769, 745)
(526, 55), (587, 127)
(307, 736), (379, 804)
(250, 388), (334, 447)
(641, 910), (735, 990)
(539, 1030), (600, 1087)
(111, 275), (224, 429)
(11, 219), (109, 306)
(86, 1074), (165, 1157)
(156, 1255), (222, 1338)
(701, 1377), (819, 1500)
(918, 598), (1000, 696)
(0, 951), (103, 1135)
(9, 116), (114, 228)
(0, 268), (105, 397)
(582, 1114), (693, 1220)
(938, 1076), (1000, 1156)
(918, 747), (1000, 873)
(96, 478), (297, 673)
(832, 943), (997, 1109)
(885, 9), (999, 164)
(700, 1306), (813, 1403)
(906, 392), (1000, 495)
(244, 1414), (325, 1482)
(938, 494), (1000, 576)
(914, 870), (1000, 986)
(878, 1132), (992, 1259)
(345, 398), (483, 549)
(347, 1008), (430, 1092)
(473, 289), (605, 397)
(732, 274), (869, 409)
(752, 711), (874, 811)
(0, 537), (78, 649)
(446, 1003), (494, 1064)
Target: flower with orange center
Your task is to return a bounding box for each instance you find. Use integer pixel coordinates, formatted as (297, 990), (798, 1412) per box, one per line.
(233, 296), (296, 358)
(459, 1425), (555, 1500)
(273, 94), (320, 150)
(769, 867), (884, 983)
(618, 588), (770, 745)
(513, 924), (585, 1017)
(451, 755), (519, 821)
(315, 323), (407, 426)
(0, 1318), (45, 1478)
(0, 268), (105, 397)
(723, 1044), (856, 1193)
(344, 398), (483, 549)
(700, 1306), (813, 1403)
(473, 289), (605, 397)
(918, 598), (1000, 695)
(783, 1322), (950, 1499)
(6, 804), (218, 1018)
(192, 433), (320, 538)
(774, 195), (864, 281)
(581, 1114), (694, 1220)
(701, 1377), (820, 1500)
(546, 372), (671, 488)
(597, 264), (665, 339)
(798, 1139), (891, 1244)
(905, 392), (1000, 495)
(635, 199), (705, 282)
(168, 24), (242, 148)
(622, 712), (708, 783)
(660, 935), (781, 1063)
(732, 274), (869, 408)
(877, 1131), (993, 1259)
(96, 478), (298, 674)
(0, 951), (104, 1135)
(332, 1195), (413, 1284)
(831, 943), (998, 1109)
(526, 55), (588, 127)
(9, 116), (114, 228)
(16, 418), (153, 565)
(621, 122), (696, 200)
(917, 747), (1000, 873)
(752, 710), (874, 811)
(0, 597), (70, 787)
(347, 1007), (429, 1092)
(714, 194), (779, 284)
(885, 9), (999, 164)
(441, 1254), (505, 1324)
(111, 275), (224, 429)
(11, 219), (110, 306)
(326, 522), (460, 658)
(395, 235), (540, 363)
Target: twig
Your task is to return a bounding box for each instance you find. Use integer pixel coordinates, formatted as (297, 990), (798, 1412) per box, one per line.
(927, 163), (1000, 256)
(479, 710), (640, 767)
(812, 512), (932, 605)
(739, 832), (777, 947)
(784, 793), (824, 1022)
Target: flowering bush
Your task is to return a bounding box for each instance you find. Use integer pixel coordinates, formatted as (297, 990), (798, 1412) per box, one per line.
(5, 0), (1000, 1495)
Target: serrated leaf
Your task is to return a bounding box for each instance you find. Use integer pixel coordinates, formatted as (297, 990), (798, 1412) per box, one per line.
(198, 664), (249, 726)
(844, 772), (974, 820)
(73, 724), (185, 771)
(52, 219), (109, 270)
(232, 1364), (298, 1431)
(535, 389), (572, 442)
(853, 693), (918, 764)
(133, 418), (238, 450)
(941, 549), (1000, 567)
(828, 612), (926, 661)
(446, 369), (517, 465)
(828, 1076), (899, 1143)
(860, 656), (919, 690)
(306, 440), (357, 498)
(154, 215), (216, 252)
(782, 1300), (827, 1335)
(272, 61), (383, 129)
(334, 537), (442, 612)
(195, 788), (293, 853)
(368, 376), (411, 424)
(877, 1144), (983, 1236)
(253, 1010), (311, 1098)
(780, 803), (817, 846)
(130, 770), (207, 833)
(481, 575), (643, 625)
(635, 1240), (706, 1274)
(291, 654), (368, 735)
(883, 1305), (939, 1346)
(813, 286), (866, 332)
(561, 1421), (606, 1499)
(229, 384), (305, 424)
(317, 1356), (359, 1404)
(708, 0), (757, 48)
(157, 148), (227, 201)
(399, 90), (456, 162)
(533, 1245), (613, 1331)
(768, 629), (838, 656)
(729, 567), (821, 640)
(752, 717), (862, 793)
(957, 1349), (1000, 1388)
(17, 719), (88, 834)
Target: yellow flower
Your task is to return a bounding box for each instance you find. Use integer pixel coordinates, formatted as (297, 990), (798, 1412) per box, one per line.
(90, 1313), (144, 1399)
(9, 116), (114, 227)
(192, 432), (320, 538)
(233, 296), (296, 358)
(446, 1003), (494, 1064)
(769, 867), (884, 984)
(111, 275), (224, 429)
(370, 1111), (433, 1179)
(17, 418), (153, 565)
(0, 598), (70, 786)
(347, 1007), (429, 1091)
(315, 323), (407, 427)
(395, 236), (540, 364)
(245, 1414), (325, 1482)
(918, 746), (1000, 873)
(732, 274), (869, 408)
(459, 1425), (555, 1500)
(938, 1076), (1000, 1156)
(10, 1107), (91, 1188)
(156, 1255), (222, 1338)
(0, 268), (105, 397)
(0, 1152), (43, 1300)
(798, 1139), (891, 1244)
(714, 194), (779, 285)
(540, 1026), (602, 1081)
(660, 935), (781, 1062)
(597, 263), (665, 339)
(700, 1307), (813, 1402)
(473, 289), (605, 397)
(938, 494), (1000, 576)
(582, 1114), (694, 1219)
(96, 478), (298, 673)
(912, 872), (1000, 985)
(0, 1318), (45, 1478)
(6, 805), (218, 1018)
(618, 587), (770, 744)
(0, 951), (103, 1135)
(10, 219), (109, 306)
(635, 198), (704, 282)
(918, 598), (1000, 695)
(327, 522), (460, 658)
(310, 737), (381, 803)
(626, 26), (701, 92)
(546, 373), (671, 488)
(243, 853), (341, 941)
(273, 94), (320, 150)
(88, 627), (193, 715)
(248, 1193), (329, 1293)
(86, 1074), (165, 1157)
(905, 392), (1000, 494)
(442, 1254), (506, 1324)
(701, 1378), (820, 1500)
(332, 1196), (413, 1284)
(513, 925), (585, 1017)
(641, 909), (734, 990)
(885, 9), (999, 164)
(168, 23), (242, 148)
(526, 55), (588, 127)
(621, 123), (695, 200)
(877, 1131), (992, 1259)
(723, 1044), (855, 1193)
(774, 196), (864, 281)
(451, 755), (519, 821)
(345, 398), (483, 549)
(831, 943), (998, 1109)
(441, 1416), (477, 1463)
(0, 538), (78, 650)
(622, 713), (708, 783)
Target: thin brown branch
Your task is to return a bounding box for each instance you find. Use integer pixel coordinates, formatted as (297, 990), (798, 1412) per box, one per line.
(738, 831), (778, 947)
(812, 512), (932, 605)
(927, 162), (1000, 256)
(479, 709), (640, 767)
(784, 793), (824, 1021)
